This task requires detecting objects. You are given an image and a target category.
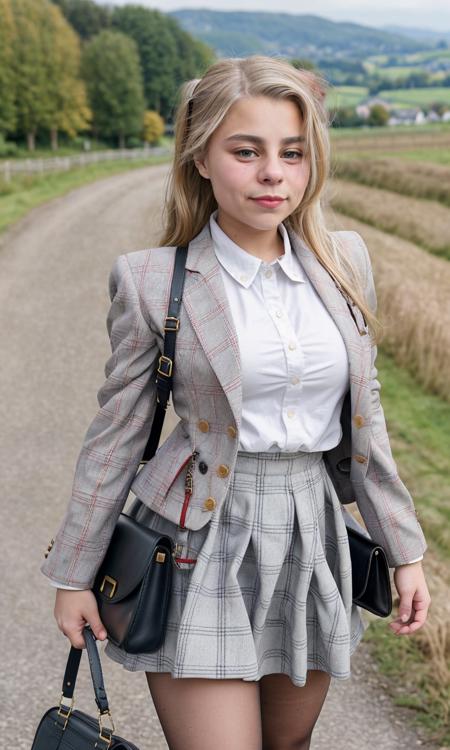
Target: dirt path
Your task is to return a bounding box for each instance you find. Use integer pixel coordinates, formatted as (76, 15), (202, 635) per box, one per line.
(0, 165), (436, 748)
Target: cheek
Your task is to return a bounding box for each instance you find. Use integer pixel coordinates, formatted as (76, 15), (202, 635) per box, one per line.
(213, 157), (251, 190)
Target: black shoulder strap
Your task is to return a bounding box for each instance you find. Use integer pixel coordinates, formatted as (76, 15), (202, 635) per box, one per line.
(140, 244), (189, 464)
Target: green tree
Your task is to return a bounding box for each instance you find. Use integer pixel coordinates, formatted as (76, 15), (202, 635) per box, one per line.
(81, 30), (145, 148)
(0, 0), (17, 135)
(111, 5), (214, 121)
(51, 0), (111, 40)
(367, 103), (389, 126)
(11, 0), (55, 150)
(41, 3), (91, 149)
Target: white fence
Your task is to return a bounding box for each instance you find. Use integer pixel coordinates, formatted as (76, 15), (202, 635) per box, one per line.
(1, 145), (173, 182)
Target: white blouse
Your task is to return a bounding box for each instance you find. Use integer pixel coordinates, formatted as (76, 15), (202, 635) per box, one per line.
(209, 208), (350, 453)
(51, 211), (422, 589)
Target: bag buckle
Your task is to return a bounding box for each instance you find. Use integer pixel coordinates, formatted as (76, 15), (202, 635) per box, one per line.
(57, 693), (74, 730)
(97, 709), (115, 748)
(100, 575), (117, 599)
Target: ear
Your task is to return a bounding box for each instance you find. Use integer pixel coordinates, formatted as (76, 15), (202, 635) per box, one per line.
(194, 156), (210, 180)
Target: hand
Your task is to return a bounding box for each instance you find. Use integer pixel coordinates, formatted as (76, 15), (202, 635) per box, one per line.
(389, 560), (431, 635)
(54, 589), (107, 649)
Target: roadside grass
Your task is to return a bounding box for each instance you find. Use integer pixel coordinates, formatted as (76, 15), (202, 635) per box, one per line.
(327, 177), (450, 260)
(356, 347), (450, 747)
(0, 151), (173, 236)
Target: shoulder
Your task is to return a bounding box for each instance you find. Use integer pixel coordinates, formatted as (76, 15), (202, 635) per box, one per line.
(331, 229), (371, 286)
(109, 245), (177, 283)
(123, 245), (177, 272)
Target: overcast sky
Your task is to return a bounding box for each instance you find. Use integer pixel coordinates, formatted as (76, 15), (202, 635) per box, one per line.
(98, 1), (450, 31)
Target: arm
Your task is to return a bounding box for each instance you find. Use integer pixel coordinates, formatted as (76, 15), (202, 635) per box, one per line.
(350, 232), (428, 567)
(352, 233), (431, 634)
(41, 253), (160, 589)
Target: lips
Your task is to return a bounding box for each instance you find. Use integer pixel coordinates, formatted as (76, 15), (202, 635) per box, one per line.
(250, 197), (285, 208)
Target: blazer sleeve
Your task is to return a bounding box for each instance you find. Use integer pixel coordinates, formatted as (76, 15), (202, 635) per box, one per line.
(351, 232), (428, 567)
(40, 254), (160, 589)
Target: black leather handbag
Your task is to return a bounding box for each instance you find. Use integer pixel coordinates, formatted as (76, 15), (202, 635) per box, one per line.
(346, 522), (392, 617)
(31, 625), (139, 749)
(91, 244), (190, 654)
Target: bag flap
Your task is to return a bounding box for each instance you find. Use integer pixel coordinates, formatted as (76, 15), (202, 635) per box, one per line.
(93, 513), (173, 603)
(346, 524), (386, 600)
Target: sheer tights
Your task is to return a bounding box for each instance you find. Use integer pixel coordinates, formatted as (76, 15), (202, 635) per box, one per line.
(145, 669), (331, 750)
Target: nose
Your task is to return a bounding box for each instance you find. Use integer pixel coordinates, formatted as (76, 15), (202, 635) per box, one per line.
(258, 152), (284, 183)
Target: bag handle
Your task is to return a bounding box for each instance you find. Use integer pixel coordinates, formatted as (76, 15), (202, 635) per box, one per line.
(140, 244), (188, 464)
(58, 625), (114, 736)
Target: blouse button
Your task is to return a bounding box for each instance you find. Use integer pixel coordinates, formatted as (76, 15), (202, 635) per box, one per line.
(287, 409), (295, 419)
(291, 376), (300, 385)
(265, 270), (273, 278)
(276, 310), (283, 318)
(288, 342), (297, 351)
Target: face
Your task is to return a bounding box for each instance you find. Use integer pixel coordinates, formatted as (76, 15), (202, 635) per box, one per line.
(194, 95), (311, 245)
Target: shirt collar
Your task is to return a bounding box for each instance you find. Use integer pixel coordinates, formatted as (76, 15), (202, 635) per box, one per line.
(209, 208), (306, 289)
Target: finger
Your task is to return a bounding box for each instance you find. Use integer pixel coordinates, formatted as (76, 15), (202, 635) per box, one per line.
(389, 604), (428, 634)
(62, 627), (86, 649)
(85, 612), (107, 641)
(397, 592), (415, 624)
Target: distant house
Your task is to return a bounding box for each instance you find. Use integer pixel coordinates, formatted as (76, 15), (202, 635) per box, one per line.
(388, 108), (427, 125)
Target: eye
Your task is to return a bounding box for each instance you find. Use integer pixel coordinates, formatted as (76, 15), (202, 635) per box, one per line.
(234, 149), (256, 158)
(234, 149), (303, 159)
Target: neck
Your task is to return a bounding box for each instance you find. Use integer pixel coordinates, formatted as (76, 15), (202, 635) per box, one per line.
(215, 210), (285, 263)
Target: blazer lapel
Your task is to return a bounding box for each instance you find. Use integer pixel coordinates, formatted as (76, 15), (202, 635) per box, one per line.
(181, 219), (370, 431)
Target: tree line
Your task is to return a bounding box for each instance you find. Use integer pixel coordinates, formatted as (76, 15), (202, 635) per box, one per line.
(0, 0), (215, 151)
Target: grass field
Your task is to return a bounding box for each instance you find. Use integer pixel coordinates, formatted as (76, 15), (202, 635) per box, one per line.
(328, 85), (450, 109)
(360, 348), (450, 745)
(329, 124), (450, 746)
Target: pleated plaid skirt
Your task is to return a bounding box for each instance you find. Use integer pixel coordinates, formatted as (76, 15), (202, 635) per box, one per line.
(104, 448), (369, 686)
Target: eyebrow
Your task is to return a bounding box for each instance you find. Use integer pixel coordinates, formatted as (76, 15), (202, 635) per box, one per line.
(224, 134), (306, 145)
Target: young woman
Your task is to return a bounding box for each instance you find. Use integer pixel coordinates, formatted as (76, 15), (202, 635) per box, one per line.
(42, 55), (431, 750)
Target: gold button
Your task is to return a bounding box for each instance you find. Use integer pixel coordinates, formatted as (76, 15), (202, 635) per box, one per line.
(227, 425), (237, 439)
(354, 454), (367, 464)
(203, 497), (216, 511)
(217, 464), (230, 478)
(198, 419), (210, 433)
(353, 414), (365, 428)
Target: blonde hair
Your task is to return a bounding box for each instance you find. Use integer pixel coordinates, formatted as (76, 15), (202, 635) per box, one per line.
(159, 54), (382, 343)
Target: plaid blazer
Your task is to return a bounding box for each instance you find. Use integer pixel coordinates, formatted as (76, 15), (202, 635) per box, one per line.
(41, 220), (427, 588)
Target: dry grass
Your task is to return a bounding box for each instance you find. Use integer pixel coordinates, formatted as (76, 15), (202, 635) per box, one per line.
(324, 213), (450, 403)
(327, 178), (450, 260)
(331, 156), (450, 207)
(351, 501), (450, 743)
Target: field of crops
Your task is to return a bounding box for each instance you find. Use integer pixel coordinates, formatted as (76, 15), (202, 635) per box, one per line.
(326, 124), (450, 744)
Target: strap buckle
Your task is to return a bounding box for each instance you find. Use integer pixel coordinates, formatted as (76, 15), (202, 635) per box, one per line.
(97, 709), (115, 748)
(157, 355), (173, 378)
(164, 316), (180, 331)
(57, 693), (74, 730)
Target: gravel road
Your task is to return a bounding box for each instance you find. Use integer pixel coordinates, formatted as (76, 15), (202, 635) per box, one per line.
(0, 164), (438, 748)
